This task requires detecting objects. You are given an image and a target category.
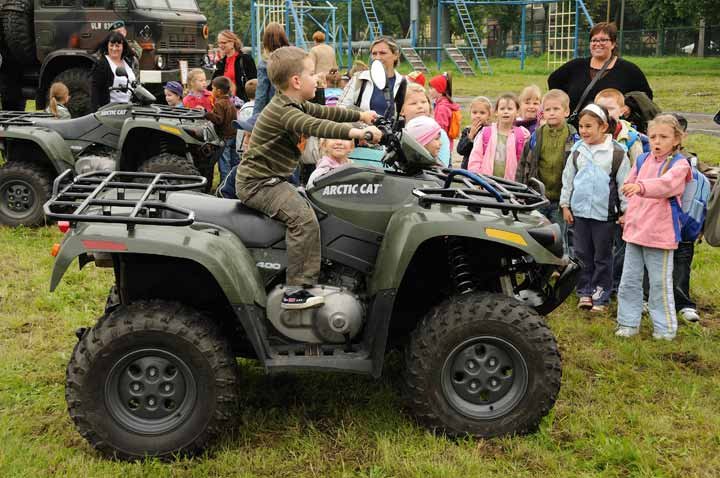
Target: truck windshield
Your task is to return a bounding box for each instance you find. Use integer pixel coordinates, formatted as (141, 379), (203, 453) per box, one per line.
(134, 0), (198, 10)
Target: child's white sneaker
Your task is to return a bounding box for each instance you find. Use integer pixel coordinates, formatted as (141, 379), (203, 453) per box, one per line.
(678, 308), (700, 323)
(652, 331), (676, 341)
(615, 326), (639, 338)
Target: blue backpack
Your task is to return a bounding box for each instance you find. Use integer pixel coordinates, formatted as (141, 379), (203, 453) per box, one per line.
(626, 129), (650, 154)
(635, 152), (711, 242)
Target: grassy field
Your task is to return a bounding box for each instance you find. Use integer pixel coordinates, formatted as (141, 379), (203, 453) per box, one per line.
(1, 58), (720, 477)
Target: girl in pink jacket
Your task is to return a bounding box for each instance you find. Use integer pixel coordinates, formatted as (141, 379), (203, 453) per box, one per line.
(467, 93), (530, 180)
(428, 73), (461, 155)
(615, 115), (692, 341)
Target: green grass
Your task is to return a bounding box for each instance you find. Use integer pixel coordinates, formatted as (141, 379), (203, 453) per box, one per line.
(1, 57), (720, 477)
(1, 225), (720, 477)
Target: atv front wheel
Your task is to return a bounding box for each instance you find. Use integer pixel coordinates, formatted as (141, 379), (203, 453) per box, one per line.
(65, 301), (240, 460)
(0, 161), (51, 226)
(138, 153), (202, 179)
(404, 292), (561, 438)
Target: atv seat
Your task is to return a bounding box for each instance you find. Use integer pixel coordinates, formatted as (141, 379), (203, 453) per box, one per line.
(166, 192), (286, 248)
(33, 114), (101, 140)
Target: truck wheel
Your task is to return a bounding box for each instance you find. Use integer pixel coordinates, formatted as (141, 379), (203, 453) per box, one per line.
(53, 68), (92, 118)
(403, 292), (561, 438)
(1, 0), (36, 65)
(65, 301), (240, 460)
(138, 153), (201, 177)
(0, 161), (51, 226)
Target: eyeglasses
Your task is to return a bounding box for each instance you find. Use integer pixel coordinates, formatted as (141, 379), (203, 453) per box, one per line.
(590, 38), (612, 44)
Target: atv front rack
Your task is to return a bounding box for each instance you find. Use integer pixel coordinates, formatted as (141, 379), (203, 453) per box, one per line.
(0, 111), (55, 126)
(44, 170), (207, 231)
(414, 169), (549, 219)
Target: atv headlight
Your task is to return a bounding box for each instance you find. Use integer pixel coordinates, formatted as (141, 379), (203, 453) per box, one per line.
(155, 55), (165, 69)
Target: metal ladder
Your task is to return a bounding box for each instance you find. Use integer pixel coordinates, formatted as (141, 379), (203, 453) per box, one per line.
(360, 0), (383, 40)
(444, 46), (475, 76)
(400, 47), (428, 73)
(452, 0), (492, 74)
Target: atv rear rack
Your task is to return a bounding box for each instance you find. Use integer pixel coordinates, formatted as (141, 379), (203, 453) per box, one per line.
(130, 104), (207, 120)
(0, 111), (55, 127)
(414, 169), (549, 219)
(44, 170), (207, 231)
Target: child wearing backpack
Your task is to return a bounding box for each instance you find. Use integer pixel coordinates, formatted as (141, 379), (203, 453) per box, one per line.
(428, 72), (461, 157)
(516, 89), (577, 252)
(467, 93), (530, 180)
(515, 85), (542, 135)
(615, 115), (693, 340)
(560, 104), (630, 312)
(457, 96), (492, 170)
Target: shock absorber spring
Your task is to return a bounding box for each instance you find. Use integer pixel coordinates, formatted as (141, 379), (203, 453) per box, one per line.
(447, 237), (475, 294)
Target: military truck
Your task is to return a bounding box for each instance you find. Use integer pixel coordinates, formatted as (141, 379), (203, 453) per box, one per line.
(0, 0), (210, 116)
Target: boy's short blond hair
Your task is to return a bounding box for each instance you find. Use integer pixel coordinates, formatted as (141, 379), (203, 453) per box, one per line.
(245, 79), (258, 100)
(519, 84), (542, 102)
(542, 89), (570, 110)
(188, 68), (206, 84)
(595, 88), (625, 107)
(267, 46), (310, 91)
(403, 83), (432, 110)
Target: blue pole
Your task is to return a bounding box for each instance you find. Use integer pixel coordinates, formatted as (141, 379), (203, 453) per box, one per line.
(574, 0), (580, 58)
(285, 0), (291, 39)
(520, 3), (526, 70)
(436, 0), (442, 70)
(229, 0), (234, 31)
(348, 0), (352, 70)
(250, 0), (257, 59)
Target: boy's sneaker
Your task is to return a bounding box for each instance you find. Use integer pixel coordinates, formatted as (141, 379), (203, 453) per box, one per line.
(615, 326), (639, 338)
(652, 331), (676, 341)
(281, 289), (324, 310)
(591, 286), (606, 303)
(578, 297), (592, 310)
(642, 301), (650, 314)
(678, 307), (700, 323)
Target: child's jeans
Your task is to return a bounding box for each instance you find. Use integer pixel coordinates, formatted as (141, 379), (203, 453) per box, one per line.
(236, 177), (321, 286)
(611, 223), (625, 294)
(618, 243), (677, 336)
(673, 240), (696, 311)
(573, 217), (614, 305)
(219, 138), (240, 183)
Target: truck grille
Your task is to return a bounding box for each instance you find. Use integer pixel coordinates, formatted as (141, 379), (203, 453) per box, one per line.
(166, 54), (203, 68)
(159, 35), (197, 49)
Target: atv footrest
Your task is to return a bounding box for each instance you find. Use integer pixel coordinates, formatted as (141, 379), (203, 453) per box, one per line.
(43, 169), (207, 230)
(265, 344), (372, 373)
(414, 169), (548, 218)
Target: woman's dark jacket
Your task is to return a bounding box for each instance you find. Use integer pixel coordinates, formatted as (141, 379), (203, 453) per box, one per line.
(547, 57), (653, 113)
(91, 56), (115, 112)
(211, 52), (257, 102)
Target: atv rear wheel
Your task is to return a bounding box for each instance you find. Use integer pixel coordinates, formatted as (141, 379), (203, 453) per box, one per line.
(0, 161), (51, 226)
(403, 292), (561, 438)
(1, 0), (36, 65)
(53, 68), (93, 118)
(66, 301), (240, 460)
(138, 153), (201, 177)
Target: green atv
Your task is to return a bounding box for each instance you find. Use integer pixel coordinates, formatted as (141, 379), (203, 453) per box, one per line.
(44, 64), (578, 460)
(0, 71), (221, 226)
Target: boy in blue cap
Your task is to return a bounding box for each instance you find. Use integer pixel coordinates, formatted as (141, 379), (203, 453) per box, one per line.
(164, 81), (184, 107)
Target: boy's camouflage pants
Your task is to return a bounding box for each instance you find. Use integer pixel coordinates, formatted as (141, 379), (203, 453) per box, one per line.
(236, 177), (321, 286)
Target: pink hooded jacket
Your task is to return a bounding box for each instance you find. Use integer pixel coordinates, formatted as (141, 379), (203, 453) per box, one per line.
(433, 96), (460, 154)
(622, 152), (691, 250)
(467, 123), (529, 180)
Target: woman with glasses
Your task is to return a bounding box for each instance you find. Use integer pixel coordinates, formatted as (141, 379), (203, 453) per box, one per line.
(548, 22), (652, 115)
(211, 30), (257, 102)
(339, 36), (406, 117)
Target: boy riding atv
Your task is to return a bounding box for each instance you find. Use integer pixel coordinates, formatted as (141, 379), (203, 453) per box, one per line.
(235, 46), (381, 309)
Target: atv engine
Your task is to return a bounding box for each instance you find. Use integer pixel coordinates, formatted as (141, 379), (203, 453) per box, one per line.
(266, 285), (364, 344)
(74, 155), (115, 175)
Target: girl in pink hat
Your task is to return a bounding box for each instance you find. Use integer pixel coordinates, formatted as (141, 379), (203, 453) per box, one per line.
(405, 116), (443, 163)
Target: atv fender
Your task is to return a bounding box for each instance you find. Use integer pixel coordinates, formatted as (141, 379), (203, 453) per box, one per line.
(0, 129), (75, 173)
(50, 223), (266, 306)
(368, 205), (566, 294)
(116, 121), (200, 170)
